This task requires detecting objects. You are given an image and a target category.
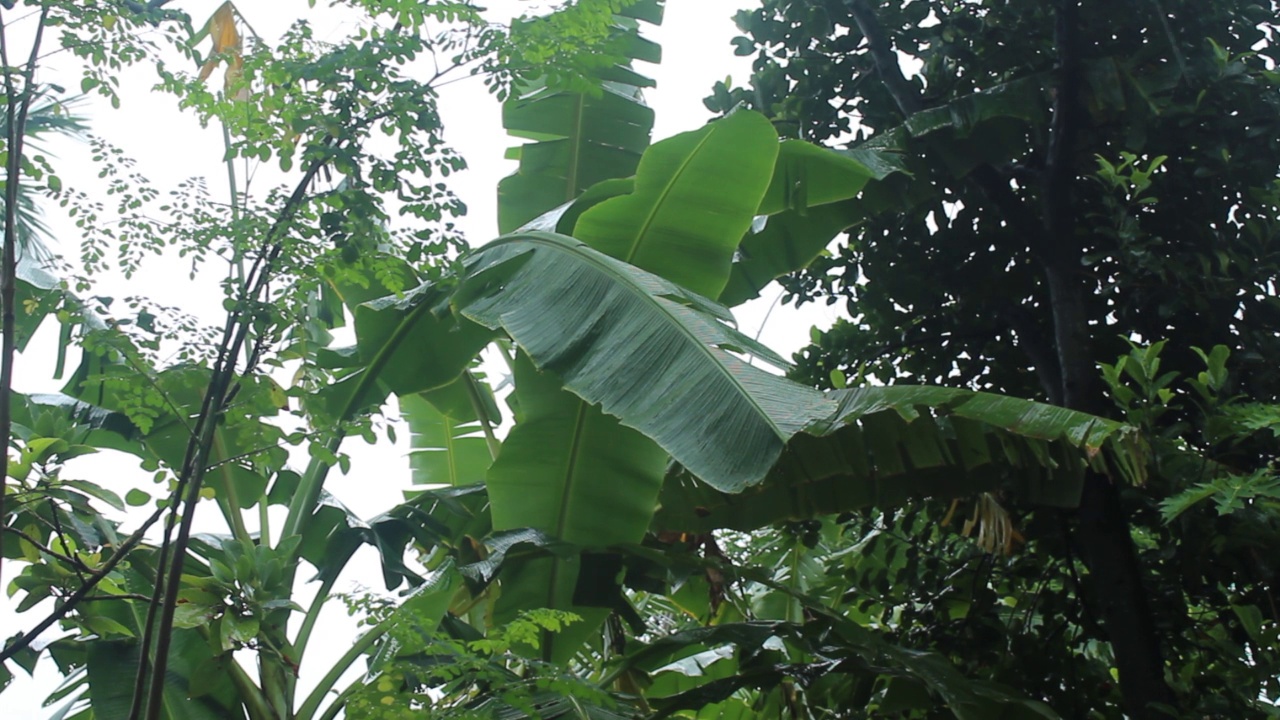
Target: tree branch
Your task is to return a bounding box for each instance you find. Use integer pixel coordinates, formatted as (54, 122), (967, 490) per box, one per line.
(139, 157), (327, 720)
(0, 2), (50, 588)
(847, 0), (922, 115)
(0, 503), (165, 663)
(847, 0), (1062, 385)
(1, 525), (91, 571)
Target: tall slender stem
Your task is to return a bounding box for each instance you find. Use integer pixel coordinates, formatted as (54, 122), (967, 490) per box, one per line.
(464, 371), (500, 459)
(139, 158), (328, 720)
(0, 2), (49, 591)
(293, 569), (340, 661)
(294, 618), (391, 720)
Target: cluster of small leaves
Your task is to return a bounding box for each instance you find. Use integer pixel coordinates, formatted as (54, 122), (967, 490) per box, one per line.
(483, 0), (647, 100)
(53, 135), (168, 278)
(1094, 341), (1280, 710)
(43, 0), (191, 109)
(155, 7), (475, 233)
(3, 431), (138, 644)
(345, 608), (619, 720)
(175, 536), (303, 657)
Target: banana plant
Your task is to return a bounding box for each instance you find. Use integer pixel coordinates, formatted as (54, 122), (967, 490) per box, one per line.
(2, 2), (1149, 719)
(344, 105), (1144, 692)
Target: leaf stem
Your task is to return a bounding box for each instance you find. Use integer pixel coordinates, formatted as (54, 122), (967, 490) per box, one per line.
(294, 569), (340, 660)
(464, 371), (500, 459)
(225, 653), (274, 720)
(313, 680), (361, 720)
(294, 618), (391, 720)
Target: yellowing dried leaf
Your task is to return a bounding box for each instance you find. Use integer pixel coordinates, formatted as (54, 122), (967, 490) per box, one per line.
(209, 2), (240, 54)
(197, 2), (245, 91)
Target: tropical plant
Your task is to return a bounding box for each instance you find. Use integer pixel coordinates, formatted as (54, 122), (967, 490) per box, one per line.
(1, 1), (1175, 719)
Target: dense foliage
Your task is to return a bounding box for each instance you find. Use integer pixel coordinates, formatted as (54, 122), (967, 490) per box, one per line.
(711, 0), (1280, 716)
(1, 1), (1275, 719)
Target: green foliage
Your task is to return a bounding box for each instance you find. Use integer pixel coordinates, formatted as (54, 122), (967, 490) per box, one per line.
(344, 608), (623, 720)
(0, 2), (1186, 719)
(715, 0), (1280, 715)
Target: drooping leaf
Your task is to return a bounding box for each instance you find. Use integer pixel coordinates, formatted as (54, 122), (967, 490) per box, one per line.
(298, 485), (488, 589)
(454, 231), (831, 493)
(654, 385), (1146, 532)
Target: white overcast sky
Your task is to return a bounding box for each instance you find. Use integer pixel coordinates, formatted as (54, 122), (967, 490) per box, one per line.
(3, 1), (843, 716)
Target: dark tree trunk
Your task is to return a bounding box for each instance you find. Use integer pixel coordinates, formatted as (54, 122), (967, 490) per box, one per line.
(1040, 2), (1177, 716)
(848, 0), (1179, 713)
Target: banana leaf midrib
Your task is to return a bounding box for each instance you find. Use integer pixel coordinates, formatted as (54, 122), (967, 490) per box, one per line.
(285, 294), (436, 540)
(567, 92), (585, 203)
(546, 400), (592, 617)
(443, 412), (460, 486)
(621, 127), (716, 265)
(462, 232), (794, 445)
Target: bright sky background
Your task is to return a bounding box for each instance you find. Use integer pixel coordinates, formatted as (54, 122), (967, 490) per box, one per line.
(2, 1), (843, 715)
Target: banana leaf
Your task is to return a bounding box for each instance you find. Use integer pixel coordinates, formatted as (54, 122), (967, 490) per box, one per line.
(486, 353), (668, 660)
(653, 385), (1146, 533)
(81, 633), (241, 720)
(572, 109), (779, 299)
(497, 4), (662, 232)
(402, 375), (497, 487)
(720, 143), (906, 307)
(351, 281), (495, 398)
(455, 231), (831, 494)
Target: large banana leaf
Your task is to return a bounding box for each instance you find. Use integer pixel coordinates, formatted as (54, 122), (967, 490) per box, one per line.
(482, 108), (789, 653)
(496, 4), (662, 233)
(351, 282), (494, 398)
(572, 109), (779, 299)
(455, 231), (830, 493)
(653, 385), (1147, 533)
(402, 375), (496, 487)
(487, 353), (668, 660)
(720, 143), (906, 307)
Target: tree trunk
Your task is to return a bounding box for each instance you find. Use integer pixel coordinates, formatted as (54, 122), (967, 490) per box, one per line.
(1046, 266), (1177, 719)
(1040, 4), (1176, 714)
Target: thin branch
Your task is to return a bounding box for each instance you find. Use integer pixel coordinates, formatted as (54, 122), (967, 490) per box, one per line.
(81, 593), (154, 602)
(0, 1), (51, 588)
(847, 0), (922, 115)
(464, 371), (501, 459)
(46, 498), (89, 584)
(1000, 305), (1064, 405)
(0, 525), (90, 571)
(0, 502), (166, 663)
(204, 429), (321, 470)
(140, 154), (328, 720)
